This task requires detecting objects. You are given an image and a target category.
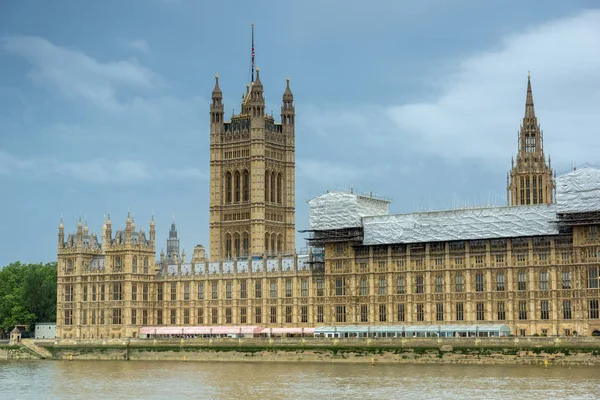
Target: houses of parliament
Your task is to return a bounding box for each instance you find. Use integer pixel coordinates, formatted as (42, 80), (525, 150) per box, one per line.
(56, 65), (600, 339)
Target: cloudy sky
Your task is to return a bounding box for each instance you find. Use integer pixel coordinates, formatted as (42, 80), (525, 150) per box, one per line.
(1, 0), (599, 266)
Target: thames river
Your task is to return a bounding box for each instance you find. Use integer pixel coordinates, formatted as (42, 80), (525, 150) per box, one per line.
(1, 361), (599, 399)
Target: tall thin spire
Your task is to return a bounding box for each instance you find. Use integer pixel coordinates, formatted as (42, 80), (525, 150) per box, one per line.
(525, 70), (535, 119)
(251, 24), (255, 83)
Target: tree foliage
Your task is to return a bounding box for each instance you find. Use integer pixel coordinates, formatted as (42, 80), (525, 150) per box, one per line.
(0, 262), (57, 334)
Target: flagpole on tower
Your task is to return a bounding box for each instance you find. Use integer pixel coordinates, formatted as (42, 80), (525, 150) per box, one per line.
(251, 23), (255, 83)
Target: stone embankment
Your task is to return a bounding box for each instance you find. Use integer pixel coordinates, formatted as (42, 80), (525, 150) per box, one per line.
(14, 336), (599, 365)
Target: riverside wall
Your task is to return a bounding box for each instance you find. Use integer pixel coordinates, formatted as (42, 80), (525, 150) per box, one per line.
(22, 337), (600, 365)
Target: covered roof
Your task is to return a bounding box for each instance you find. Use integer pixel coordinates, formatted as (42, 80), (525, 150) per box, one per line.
(362, 204), (558, 245)
(308, 191), (390, 231)
(556, 167), (600, 214)
(314, 325), (511, 333)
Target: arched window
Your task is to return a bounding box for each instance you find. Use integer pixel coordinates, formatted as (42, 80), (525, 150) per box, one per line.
(67, 259), (73, 271)
(277, 173), (283, 204)
(265, 233), (270, 254)
(242, 232), (250, 257)
(234, 233), (241, 258)
(277, 234), (282, 253)
(234, 171), (241, 203)
(226, 172), (232, 204)
(271, 235), (276, 255)
(271, 173), (276, 203)
(526, 177), (531, 204)
(532, 175), (538, 204)
(225, 234), (232, 259)
(520, 177), (525, 205)
(243, 170), (250, 202)
(132, 256), (137, 273)
(143, 257), (149, 274)
(265, 171), (270, 202)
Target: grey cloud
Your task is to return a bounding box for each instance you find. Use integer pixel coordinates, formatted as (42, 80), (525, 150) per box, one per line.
(3, 36), (162, 110)
(0, 150), (206, 184)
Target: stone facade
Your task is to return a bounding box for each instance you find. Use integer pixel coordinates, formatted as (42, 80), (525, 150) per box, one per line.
(56, 70), (600, 340)
(209, 69), (295, 261)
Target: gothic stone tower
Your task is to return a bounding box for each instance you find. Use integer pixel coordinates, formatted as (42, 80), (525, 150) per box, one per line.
(507, 73), (555, 205)
(209, 68), (295, 261)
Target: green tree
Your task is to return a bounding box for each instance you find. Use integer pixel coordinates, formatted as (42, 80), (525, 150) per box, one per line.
(0, 261), (57, 334)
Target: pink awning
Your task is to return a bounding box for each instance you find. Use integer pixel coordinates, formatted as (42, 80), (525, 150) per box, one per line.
(139, 326), (263, 335)
(260, 327), (315, 335)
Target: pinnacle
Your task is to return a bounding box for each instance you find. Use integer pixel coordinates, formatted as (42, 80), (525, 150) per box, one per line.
(524, 72), (535, 119)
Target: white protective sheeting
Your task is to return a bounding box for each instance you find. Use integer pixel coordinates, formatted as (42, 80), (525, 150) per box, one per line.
(556, 167), (600, 214)
(308, 191), (389, 230)
(363, 204), (558, 245)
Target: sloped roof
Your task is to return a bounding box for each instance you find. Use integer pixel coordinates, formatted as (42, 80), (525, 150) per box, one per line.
(362, 204), (558, 245)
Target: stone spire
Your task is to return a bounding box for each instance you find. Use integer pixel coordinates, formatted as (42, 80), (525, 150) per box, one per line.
(524, 71), (535, 119)
(212, 73), (222, 99)
(506, 72), (555, 206)
(167, 216), (180, 261)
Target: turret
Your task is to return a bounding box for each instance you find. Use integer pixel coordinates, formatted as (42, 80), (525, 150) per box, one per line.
(244, 68), (265, 117)
(125, 211), (133, 244)
(76, 216), (83, 248)
(281, 77), (295, 130)
(105, 213), (112, 248)
(149, 215), (156, 245)
(211, 73), (224, 125)
(58, 217), (65, 249)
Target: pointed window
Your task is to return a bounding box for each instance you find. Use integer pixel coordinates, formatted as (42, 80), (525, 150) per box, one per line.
(265, 171), (270, 202)
(226, 172), (232, 204)
(225, 234), (232, 258)
(243, 170), (250, 202)
(277, 173), (283, 203)
(532, 175), (538, 204)
(538, 176), (543, 203)
(234, 233), (241, 258)
(265, 233), (269, 254)
(242, 232), (249, 257)
(234, 171), (240, 203)
(271, 173), (276, 203)
(520, 177), (525, 205)
(526, 177), (531, 204)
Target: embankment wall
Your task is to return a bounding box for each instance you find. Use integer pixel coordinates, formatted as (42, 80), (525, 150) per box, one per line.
(28, 337), (600, 365)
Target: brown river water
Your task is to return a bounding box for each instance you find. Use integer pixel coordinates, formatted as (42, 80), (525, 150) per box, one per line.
(1, 361), (599, 399)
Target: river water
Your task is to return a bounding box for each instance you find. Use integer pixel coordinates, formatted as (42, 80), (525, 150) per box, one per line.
(1, 361), (599, 399)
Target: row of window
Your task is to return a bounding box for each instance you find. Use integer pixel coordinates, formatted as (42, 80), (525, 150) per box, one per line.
(65, 299), (600, 326)
(64, 267), (600, 304)
(335, 268), (599, 296)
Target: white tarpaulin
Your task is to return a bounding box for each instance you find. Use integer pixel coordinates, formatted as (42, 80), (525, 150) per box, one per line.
(363, 204), (558, 245)
(308, 191), (389, 230)
(556, 167), (600, 214)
